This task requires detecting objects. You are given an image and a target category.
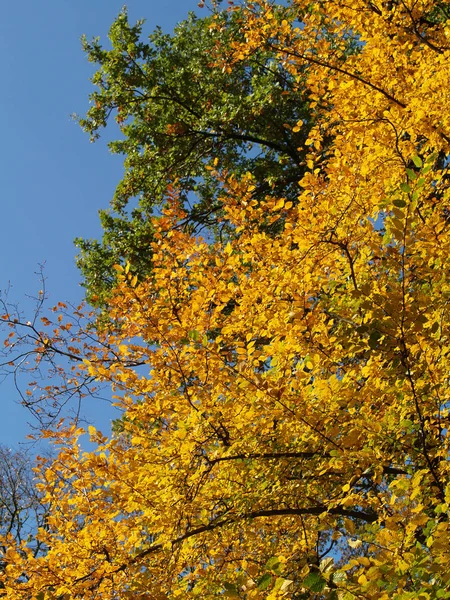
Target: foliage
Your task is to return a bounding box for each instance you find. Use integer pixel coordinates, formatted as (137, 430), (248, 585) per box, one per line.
(74, 4), (321, 306)
(1, 0), (450, 598)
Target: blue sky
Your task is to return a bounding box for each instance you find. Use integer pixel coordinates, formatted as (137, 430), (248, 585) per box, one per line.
(0, 1), (201, 448)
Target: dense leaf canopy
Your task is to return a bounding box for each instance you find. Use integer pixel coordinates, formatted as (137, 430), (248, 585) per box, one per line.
(75, 4), (323, 305)
(1, 0), (450, 599)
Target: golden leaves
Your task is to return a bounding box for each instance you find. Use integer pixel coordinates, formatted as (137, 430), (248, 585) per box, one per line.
(1, 1), (450, 599)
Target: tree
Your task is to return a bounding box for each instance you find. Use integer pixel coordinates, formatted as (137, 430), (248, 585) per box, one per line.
(1, 0), (450, 598)
(74, 3), (326, 306)
(0, 445), (48, 572)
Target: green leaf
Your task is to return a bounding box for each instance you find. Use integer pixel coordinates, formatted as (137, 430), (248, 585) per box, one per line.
(411, 155), (423, 168)
(303, 571), (327, 593)
(400, 182), (411, 193)
(257, 573), (273, 591)
(416, 177), (425, 188)
(265, 556), (282, 573)
(223, 582), (239, 597)
(393, 199), (406, 208)
(368, 330), (381, 349)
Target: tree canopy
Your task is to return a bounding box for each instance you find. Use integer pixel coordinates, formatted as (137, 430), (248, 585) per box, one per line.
(74, 3), (323, 305)
(1, 0), (450, 598)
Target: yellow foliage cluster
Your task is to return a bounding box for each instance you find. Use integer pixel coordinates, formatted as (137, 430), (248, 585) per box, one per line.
(1, 1), (450, 598)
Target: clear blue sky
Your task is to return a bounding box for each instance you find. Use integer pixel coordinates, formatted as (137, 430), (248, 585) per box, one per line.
(0, 1), (201, 448)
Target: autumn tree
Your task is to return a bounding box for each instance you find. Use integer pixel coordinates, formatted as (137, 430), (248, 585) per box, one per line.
(1, 0), (450, 599)
(74, 3), (330, 306)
